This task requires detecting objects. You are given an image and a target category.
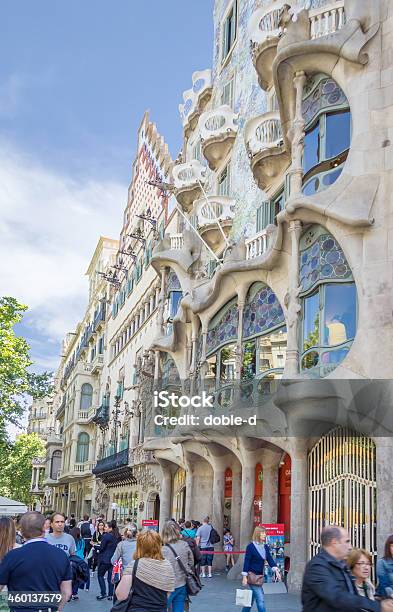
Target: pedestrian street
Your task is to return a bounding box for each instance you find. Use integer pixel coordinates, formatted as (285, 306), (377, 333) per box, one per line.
(73, 570), (301, 612)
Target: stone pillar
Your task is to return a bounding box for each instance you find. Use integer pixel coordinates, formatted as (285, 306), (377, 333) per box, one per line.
(285, 219), (302, 377)
(158, 463), (173, 528)
(288, 71), (307, 197)
(231, 467), (242, 553)
(153, 350), (160, 383)
(212, 466), (225, 569)
(376, 438), (393, 556)
(236, 300), (245, 379)
(262, 461), (279, 524)
(287, 440), (308, 593)
(240, 464), (255, 549)
(184, 462), (194, 521)
(31, 468), (36, 491)
(157, 268), (166, 334)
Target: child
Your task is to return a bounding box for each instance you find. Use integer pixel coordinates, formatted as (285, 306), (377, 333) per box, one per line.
(223, 528), (234, 571)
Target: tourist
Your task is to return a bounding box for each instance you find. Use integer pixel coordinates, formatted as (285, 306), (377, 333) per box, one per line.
(46, 512), (76, 557)
(181, 521), (196, 539)
(162, 521), (194, 612)
(43, 517), (51, 535)
(241, 525), (281, 612)
(347, 549), (375, 599)
(79, 514), (94, 558)
(96, 520), (119, 600)
(302, 525), (393, 611)
(124, 517), (137, 531)
(377, 535), (393, 598)
(195, 517), (215, 578)
(111, 527), (138, 568)
(224, 528), (235, 572)
(115, 530), (175, 610)
(0, 517), (19, 612)
(90, 520), (105, 573)
(69, 527), (90, 598)
(0, 512), (72, 612)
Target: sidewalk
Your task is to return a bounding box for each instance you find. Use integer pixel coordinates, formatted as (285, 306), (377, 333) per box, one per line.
(76, 570), (302, 611)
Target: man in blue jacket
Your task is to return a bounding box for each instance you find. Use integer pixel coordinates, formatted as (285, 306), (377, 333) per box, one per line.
(0, 512), (72, 612)
(302, 525), (393, 611)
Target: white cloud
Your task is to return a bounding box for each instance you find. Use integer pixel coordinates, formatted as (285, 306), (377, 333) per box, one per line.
(0, 140), (126, 357)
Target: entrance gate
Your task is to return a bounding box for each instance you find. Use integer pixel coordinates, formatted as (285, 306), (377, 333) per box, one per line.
(308, 427), (376, 562)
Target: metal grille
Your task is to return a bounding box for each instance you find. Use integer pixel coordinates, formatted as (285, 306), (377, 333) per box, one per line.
(308, 427), (376, 565)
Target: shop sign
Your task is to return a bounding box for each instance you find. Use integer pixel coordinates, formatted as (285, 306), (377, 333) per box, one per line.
(142, 519), (159, 532)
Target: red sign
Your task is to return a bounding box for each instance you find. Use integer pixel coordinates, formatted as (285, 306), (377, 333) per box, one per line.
(142, 520), (159, 532)
(259, 523), (285, 536)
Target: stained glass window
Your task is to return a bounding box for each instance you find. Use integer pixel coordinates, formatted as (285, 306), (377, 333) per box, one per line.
(300, 225), (357, 376)
(300, 227), (353, 293)
(167, 269), (181, 292)
(243, 283), (285, 339)
(207, 298), (238, 354)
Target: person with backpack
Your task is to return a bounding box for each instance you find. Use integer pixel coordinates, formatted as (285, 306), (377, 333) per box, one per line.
(69, 527), (90, 598)
(195, 517), (220, 579)
(79, 514), (94, 559)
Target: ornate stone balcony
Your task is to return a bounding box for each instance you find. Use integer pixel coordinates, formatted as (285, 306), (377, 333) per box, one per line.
(194, 196), (236, 250)
(179, 69), (212, 137)
(245, 229), (269, 260)
(198, 106), (238, 170)
(172, 160), (207, 211)
(91, 353), (104, 375)
(169, 233), (184, 250)
(309, 1), (346, 39)
(249, 0), (286, 90)
(245, 111), (290, 190)
(77, 406), (96, 423)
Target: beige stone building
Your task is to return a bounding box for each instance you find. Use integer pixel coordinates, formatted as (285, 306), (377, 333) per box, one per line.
(34, 0), (393, 593)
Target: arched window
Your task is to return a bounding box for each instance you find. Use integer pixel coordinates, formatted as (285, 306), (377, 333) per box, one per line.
(302, 74), (351, 196)
(206, 298), (238, 389)
(80, 383), (93, 410)
(50, 450), (62, 480)
(242, 283), (286, 380)
(300, 225), (357, 377)
(76, 432), (90, 463)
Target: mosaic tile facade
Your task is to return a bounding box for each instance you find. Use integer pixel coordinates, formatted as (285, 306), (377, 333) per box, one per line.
(207, 298), (239, 354)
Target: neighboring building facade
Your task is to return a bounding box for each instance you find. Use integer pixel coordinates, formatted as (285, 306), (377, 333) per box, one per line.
(31, 0), (393, 593)
(50, 236), (118, 518)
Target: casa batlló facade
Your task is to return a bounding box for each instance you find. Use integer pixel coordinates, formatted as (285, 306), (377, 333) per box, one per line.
(31, 0), (393, 592)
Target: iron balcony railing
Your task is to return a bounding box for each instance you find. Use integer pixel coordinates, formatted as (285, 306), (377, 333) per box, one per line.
(92, 448), (129, 475)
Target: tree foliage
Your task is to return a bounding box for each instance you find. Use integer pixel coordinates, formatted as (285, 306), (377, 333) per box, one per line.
(0, 433), (46, 504)
(0, 296), (53, 440)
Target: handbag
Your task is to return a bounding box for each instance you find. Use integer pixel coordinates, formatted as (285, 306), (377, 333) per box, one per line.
(236, 588), (253, 607)
(247, 571), (264, 586)
(110, 558), (139, 612)
(165, 544), (202, 596)
(111, 558), (123, 584)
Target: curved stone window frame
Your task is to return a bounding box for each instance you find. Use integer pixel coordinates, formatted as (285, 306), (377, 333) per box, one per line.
(302, 74), (351, 195)
(80, 383), (93, 410)
(50, 450), (62, 480)
(299, 226), (358, 378)
(76, 432), (90, 463)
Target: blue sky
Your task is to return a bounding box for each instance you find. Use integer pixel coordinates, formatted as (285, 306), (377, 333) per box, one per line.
(0, 1), (214, 374)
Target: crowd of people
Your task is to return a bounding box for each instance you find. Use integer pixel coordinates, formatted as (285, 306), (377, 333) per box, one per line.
(1, 513), (393, 611)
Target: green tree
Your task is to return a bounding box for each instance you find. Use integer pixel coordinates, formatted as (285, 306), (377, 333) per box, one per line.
(0, 433), (45, 504)
(0, 297), (53, 441)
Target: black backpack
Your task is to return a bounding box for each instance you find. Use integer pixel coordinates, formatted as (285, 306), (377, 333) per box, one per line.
(80, 522), (91, 538)
(209, 526), (220, 545)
